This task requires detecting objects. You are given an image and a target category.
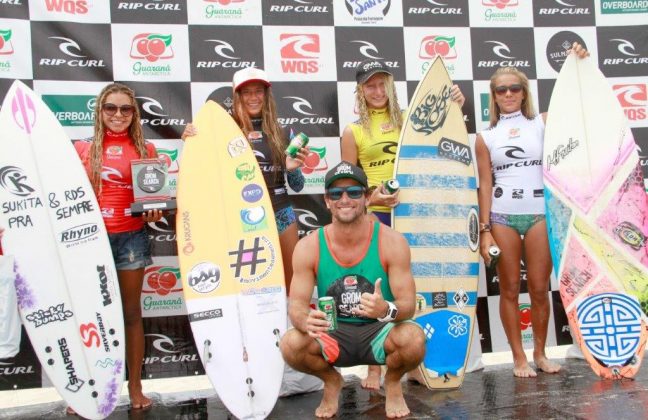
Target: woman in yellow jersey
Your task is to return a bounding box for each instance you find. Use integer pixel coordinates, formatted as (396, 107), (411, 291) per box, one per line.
(340, 59), (465, 389)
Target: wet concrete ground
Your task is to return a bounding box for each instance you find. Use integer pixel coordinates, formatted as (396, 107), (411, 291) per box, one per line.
(4, 358), (648, 419)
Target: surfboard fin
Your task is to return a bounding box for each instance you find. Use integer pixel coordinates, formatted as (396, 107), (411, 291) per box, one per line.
(203, 339), (212, 363)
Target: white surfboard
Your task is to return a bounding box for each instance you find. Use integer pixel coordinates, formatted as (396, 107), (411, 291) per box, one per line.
(0, 81), (125, 418)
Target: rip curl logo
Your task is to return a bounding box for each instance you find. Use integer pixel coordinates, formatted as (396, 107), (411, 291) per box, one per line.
(50, 37), (84, 58)
(351, 40), (382, 59)
(11, 88), (37, 134)
(0, 165), (35, 197)
(285, 96), (316, 116)
(26, 303), (73, 328)
(611, 39), (640, 57)
(206, 39), (240, 59)
(410, 85), (451, 135)
(501, 145), (527, 160)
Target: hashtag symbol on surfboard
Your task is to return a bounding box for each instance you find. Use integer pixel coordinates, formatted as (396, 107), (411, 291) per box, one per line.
(228, 237), (267, 278)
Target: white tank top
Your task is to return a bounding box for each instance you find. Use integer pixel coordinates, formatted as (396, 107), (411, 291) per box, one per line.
(480, 111), (545, 215)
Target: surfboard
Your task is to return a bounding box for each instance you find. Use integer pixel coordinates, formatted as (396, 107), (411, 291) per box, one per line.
(176, 100), (286, 419)
(544, 54), (648, 379)
(0, 81), (125, 418)
(392, 57), (479, 389)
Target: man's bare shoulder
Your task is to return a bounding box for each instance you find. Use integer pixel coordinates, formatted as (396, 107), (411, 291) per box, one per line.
(294, 228), (320, 261)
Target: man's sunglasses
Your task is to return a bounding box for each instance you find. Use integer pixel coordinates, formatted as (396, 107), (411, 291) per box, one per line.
(102, 103), (135, 117)
(493, 84), (523, 96)
(326, 186), (366, 200)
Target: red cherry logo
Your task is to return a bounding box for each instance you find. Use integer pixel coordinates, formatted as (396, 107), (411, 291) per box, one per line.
(148, 38), (166, 56)
(304, 151), (320, 169)
(435, 40), (450, 57)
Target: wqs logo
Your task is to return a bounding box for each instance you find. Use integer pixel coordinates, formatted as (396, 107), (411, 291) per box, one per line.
(410, 85), (451, 135)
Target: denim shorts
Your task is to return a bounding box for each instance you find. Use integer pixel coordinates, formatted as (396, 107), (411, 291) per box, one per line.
(108, 228), (153, 270)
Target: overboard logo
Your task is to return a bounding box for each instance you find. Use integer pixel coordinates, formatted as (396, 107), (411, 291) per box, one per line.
(39, 36), (104, 68)
(280, 33), (320, 74)
(614, 84), (647, 121)
(241, 183), (263, 203)
(601, 0), (648, 14)
(197, 39), (256, 69)
(241, 206), (268, 232)
(42, 95), (96, 127)
(59, 223), (99, 247)
(187, 262), (221, 294)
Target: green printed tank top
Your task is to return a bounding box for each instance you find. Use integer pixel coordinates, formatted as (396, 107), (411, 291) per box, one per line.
(317, 221), (393, 324)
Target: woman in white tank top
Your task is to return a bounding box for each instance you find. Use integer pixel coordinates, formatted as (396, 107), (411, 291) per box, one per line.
(474, 43), (589, 378)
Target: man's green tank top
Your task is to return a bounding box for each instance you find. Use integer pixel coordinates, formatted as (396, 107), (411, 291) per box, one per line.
(317, 221), (393, 324)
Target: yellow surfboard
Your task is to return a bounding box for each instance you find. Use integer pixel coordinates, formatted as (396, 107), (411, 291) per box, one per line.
(393, 57), (479, 389)
(176, 101), (286, 419)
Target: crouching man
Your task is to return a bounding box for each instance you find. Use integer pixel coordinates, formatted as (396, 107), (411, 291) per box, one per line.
(280, 161), (426, 418)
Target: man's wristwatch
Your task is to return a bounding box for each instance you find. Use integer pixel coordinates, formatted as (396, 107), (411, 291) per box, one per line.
(377, 301), (398, 323)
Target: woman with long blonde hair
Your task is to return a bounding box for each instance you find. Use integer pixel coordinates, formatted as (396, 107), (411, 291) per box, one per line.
(74, 82), (162, 409)
(475, 43), (589, 378)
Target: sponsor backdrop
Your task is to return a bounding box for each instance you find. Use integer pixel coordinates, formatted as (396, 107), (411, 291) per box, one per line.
(0, 0), (646, 389)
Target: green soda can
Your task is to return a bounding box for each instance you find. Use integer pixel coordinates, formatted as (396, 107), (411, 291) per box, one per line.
(383, 179), (400, 194)
(286, 132), (309, 158)
(318, 296), (337, 332)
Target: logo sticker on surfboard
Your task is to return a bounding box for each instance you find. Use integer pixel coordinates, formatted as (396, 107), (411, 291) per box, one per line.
(467, 208), (479, 252)
(187, 262), (221, 294)
(240, 206), (267, 232)
(228, 136), (248, 157)
(439, 137), (472, 165)
(228, 236), (276, 284)
(241, 184), (263, 203)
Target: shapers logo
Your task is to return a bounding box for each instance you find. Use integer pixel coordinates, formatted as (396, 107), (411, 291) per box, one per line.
(614, 84), (647, 121)
(280, 33), (320, 74)
(39, 36), (104, 68)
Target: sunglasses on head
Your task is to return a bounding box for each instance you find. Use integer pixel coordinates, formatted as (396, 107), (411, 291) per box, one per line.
(102, 103), (135, 117)
(494, 84), (523, 96)
(326, 185), (366, 200)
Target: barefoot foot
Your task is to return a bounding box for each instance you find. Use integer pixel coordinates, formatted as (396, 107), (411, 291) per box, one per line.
(384, 378), (410, 418)
(361, 365), (382, 390)
(129, 393), (152, 410)
(315, 372), (343, 418)
(534, 356), (561, 374)
(513, 361), (537, 378)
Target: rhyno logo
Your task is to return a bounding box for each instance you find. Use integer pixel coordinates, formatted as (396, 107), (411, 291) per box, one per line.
(60, 223), (99, 243)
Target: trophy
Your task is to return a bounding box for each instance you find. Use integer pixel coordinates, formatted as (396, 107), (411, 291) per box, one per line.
(129, 158), (177, 216)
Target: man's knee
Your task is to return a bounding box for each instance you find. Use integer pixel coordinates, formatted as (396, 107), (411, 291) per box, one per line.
(279, 329), (303, 360)
(387, 323), (426, 361)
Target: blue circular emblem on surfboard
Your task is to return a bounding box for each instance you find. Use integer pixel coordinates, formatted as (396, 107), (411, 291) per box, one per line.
(576, 293), (643, 366)
(241, 183), (263, 203)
